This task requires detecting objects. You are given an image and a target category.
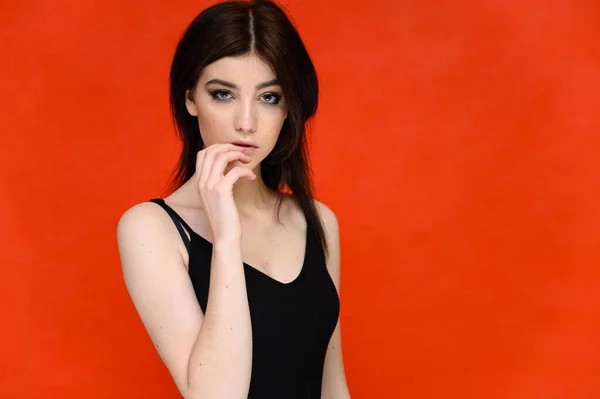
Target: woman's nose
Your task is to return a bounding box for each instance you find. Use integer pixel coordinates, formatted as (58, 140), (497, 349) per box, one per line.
(234, 101), (257, 133)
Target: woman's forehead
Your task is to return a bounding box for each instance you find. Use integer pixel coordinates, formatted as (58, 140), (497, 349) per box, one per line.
(201, 54), (277, 84)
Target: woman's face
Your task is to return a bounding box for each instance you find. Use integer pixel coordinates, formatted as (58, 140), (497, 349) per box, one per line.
(185, 54), (288, 169)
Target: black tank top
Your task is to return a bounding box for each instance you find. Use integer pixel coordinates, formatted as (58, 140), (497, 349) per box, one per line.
(149, 198), (340, 398)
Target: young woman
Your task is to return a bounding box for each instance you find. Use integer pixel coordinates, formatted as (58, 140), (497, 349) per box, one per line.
(117, 1), (350, 397)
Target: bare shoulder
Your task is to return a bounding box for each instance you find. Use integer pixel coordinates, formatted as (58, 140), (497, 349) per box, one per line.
(116, 200), (186, 285)
(117, 201), (188, 266)
(281, 195), (338, 235)
(117, 202), (163, 256)
(117, 201), (164, 236)
(313, 199), (339, 234)
(312, 199), (341, 288)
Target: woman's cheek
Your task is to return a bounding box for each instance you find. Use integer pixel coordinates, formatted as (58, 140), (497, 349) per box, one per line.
(198, 118), (226, 145)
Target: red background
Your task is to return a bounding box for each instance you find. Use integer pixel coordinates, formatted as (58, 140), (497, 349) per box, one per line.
(1, 0), (599, 397)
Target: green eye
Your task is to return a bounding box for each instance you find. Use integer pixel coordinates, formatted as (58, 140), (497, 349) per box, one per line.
(209, 90), (281, 104)
(210, 90), (232, 101)
(261, 93), (281, 105)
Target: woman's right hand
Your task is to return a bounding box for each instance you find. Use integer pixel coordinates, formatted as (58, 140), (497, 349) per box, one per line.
(193, 143), (257, 243)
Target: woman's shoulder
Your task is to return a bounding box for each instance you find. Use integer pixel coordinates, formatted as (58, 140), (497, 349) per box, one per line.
(312, 198), (338, 232)
(116, 199), (188, 256)
(280, 194), (339, 236)
(117, 199), (192, 277)
(117, 199), (171, 234)
(281, 193), (336, 219)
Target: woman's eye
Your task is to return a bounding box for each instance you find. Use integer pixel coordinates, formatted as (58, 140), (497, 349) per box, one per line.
(210, 90), (281, 104)
(211, 90), (232, 101)
(261, 93), (281, 104)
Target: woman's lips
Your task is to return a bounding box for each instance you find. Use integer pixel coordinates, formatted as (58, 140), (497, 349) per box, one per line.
(239, 145), (255, 154)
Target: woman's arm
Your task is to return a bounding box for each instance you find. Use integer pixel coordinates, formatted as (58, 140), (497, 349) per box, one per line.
(316, 201), (352, 399)
(117, 202), (252, 399)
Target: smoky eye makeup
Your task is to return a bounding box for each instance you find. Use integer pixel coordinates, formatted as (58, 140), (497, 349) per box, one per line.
(260, 92), (283, 105)
(208, 89), (233, 101)
(207, 89), (284, 105)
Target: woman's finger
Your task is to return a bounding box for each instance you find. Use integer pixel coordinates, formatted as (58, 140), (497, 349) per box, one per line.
(199, 144), (245, 186)
(217, 165), (257, 190)
(206, 151), (252, 187)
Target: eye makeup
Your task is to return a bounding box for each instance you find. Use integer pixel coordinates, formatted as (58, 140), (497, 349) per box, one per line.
(208, 89), (283, 105)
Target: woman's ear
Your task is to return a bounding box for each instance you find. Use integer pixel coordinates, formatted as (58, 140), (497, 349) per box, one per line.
(184, 89), (198, 116)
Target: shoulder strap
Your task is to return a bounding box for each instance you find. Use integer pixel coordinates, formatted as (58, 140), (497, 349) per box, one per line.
(149, 198), (192, 255)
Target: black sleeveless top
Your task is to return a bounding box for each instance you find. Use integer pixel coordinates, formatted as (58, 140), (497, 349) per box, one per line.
(149, 198), (340, 398)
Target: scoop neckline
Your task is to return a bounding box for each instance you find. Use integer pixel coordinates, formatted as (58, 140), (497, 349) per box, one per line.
(153, 197), (310, 286)
(191, 226), (309, 287)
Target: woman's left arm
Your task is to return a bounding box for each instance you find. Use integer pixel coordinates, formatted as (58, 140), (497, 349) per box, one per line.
(316, 201), (352, 399)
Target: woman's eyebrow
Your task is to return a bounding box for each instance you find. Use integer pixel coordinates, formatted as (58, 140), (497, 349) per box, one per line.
(204, 78), (280, 90)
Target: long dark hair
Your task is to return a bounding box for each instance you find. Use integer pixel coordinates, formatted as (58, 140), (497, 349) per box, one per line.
(164, 0), (328, 256)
